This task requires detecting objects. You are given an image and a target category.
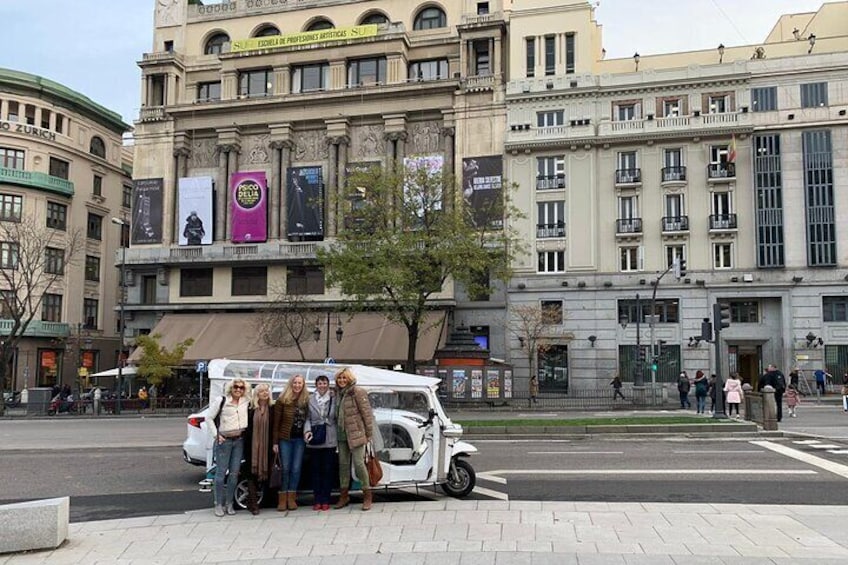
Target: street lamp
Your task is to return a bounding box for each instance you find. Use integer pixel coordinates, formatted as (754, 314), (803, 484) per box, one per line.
(313, 312), (343, 361)
(111, 217), (127, 415)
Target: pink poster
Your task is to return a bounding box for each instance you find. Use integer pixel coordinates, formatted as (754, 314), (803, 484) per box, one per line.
(230, 171), (267, 243)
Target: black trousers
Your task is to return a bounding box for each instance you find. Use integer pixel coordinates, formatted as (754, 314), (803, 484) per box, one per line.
(774, 390), (784, 421)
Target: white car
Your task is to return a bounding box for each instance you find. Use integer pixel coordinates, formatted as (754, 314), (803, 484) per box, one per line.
(182, 405), (209, 466)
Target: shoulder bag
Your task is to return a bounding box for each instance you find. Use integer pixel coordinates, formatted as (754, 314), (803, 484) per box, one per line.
(365, 441), (383, 487)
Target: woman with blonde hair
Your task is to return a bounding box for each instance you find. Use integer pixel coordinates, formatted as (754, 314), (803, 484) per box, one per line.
(272, 374), (309, 511)
(242, 382), (274, 515)
(334, 367), (375, 511)
(207, 378), (251, 517)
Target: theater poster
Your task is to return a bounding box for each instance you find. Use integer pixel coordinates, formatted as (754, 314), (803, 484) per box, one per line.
(131, 178), (163, 244)
(178, 176), (213, 246)
(287, 166), (324, 238)
(230, 171), (267, 243)
(462, 155), (503, 229)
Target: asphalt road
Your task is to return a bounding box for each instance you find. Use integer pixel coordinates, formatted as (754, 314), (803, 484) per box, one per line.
(3, 411), (848, 522)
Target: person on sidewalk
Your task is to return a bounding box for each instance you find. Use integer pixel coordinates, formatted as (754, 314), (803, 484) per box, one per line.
(243, 383), (274, 515)
(693, 370), (708, 414)
(334, 367), (375, 511)
(785, 384), (801, 418)
(724, 372), (743, 418)
(759, 364), (786, 422)
(272, 374), (309, 512)
(677, 371), (691, 409)
(304, 375), (337, 512)
(609, 374), (625, 400)
(814, 369), (831, 396)
(529, 375), (539, 406)
(207, 378), (251, 517)
(842, 372), (848, 413)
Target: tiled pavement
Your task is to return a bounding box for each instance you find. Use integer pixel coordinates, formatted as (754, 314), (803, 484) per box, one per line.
(3, 500), (848, 564)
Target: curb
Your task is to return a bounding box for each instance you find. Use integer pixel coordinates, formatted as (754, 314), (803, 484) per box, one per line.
(465, 422), (763, 438)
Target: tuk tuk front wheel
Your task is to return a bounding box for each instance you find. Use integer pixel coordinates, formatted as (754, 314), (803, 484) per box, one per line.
(441, 457), (475, 498)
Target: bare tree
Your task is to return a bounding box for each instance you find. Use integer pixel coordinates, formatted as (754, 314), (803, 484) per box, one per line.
(509, 304), (556, 389)
(254, 286), (321, 361)
(0, 219), (83, 415)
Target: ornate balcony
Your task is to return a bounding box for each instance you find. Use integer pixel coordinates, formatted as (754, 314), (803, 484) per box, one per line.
(0, 319), (70, 338)
(709, 213), (738, 230)
(661, 166), (687, 183)
(615, 168), (642, 186)
(661, 216), (690, 233)
(536, 175), (566, 190)
(0, 166), (74, 197)
(138, 106), (168, 122)
(707, 163), (736, 182)
(536, 223), (566, 238)
(118, 241), (326, 266)
(616, 218), (643, 235)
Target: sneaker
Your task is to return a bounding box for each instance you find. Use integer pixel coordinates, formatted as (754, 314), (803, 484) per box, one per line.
(225, 504), (236, 516)
(214, 505), (224, 517)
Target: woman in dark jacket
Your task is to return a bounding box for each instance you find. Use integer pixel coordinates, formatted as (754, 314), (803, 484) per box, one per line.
(242, 383), (274, 515)
(304, 375), (338, 511)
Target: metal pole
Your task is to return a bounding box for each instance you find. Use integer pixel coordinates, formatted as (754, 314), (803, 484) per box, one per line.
(635, 293), (642, 386)
(116, 242), (125, 415)
(712, 302), (727, 419)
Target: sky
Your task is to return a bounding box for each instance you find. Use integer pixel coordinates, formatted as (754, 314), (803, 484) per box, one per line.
(0, 0), (827, 127)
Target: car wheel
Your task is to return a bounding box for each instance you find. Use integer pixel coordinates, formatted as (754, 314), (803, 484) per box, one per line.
(440, 458), (476, 498)
(234, 479), (250, 510)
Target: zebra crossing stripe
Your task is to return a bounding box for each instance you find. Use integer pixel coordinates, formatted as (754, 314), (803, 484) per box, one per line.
(793, 440), (823, 445)
(810, 444), (842, 449)
(827, 450), (848, 455)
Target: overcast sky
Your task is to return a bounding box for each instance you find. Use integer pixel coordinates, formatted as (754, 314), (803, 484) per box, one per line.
(0, 0), (826, 126)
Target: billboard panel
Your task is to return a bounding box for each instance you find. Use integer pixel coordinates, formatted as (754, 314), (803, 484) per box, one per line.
(230, 171), (268, 243)
(178, 176), (213, 246)
(462, 156), (503, 229)
(131, 178), (164, 244)
(286, 166), (324, 238)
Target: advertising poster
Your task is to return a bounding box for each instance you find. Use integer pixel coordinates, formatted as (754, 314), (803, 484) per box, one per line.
(471, 369), (483, 399)
(230, 171), (268, 243)
(504, 370), (513, 398)
(131, 178), (164, 244)
(286, 166), (324, 238)
(487, 369), (501, 398)
(403, 154), (444, 218)
(178, 176), (213, 245)
(437, 369), (448, 400)
(452, 369), (467, 399)
(462, 156), (503, 229)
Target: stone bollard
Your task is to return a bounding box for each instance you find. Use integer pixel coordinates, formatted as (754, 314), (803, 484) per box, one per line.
(761, 385), (778, 431)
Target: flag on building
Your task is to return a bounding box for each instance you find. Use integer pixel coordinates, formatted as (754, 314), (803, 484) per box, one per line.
(728, 135), (737, 163)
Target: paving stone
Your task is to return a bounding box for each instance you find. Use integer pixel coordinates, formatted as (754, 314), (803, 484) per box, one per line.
(459, 553), (497, 565)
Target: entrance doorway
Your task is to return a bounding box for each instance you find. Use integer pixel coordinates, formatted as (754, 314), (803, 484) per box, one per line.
(730, 345), (762, 389)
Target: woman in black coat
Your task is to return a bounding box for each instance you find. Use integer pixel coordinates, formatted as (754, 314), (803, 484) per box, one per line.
(242, 383), (275, 515)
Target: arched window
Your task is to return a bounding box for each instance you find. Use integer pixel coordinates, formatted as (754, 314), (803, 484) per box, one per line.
(204, 32), (230, 55)
(413, 7), (446, 30)
(89, 136), (106, 159)
(254, 25), (280, 37)
(306, 19), (334, 32)
(360, 12), (389, 26)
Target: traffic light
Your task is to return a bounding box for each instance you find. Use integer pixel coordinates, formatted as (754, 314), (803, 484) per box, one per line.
(651, 357), (659, 372)
(637, 348), (646, 363)
(701, 318), (713, 341)
(713, 302), (731, 331)
(678, 258), (687, 278)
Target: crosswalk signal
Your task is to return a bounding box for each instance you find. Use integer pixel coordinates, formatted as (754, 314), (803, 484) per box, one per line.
(678, 258), (687, 278)
(637, 348), (646, 363)
(713, 302), (731, 331)
(700, 318), (713, 341)
(651, 357), (659, 372)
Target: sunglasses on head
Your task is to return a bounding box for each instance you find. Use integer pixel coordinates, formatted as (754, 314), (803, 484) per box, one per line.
(232, 384), (245, 390)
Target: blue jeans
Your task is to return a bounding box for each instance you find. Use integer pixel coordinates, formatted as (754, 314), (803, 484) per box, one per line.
(696, 394), (706, 413)
(279, 438), (305, 493)
(214, 437), (244, 507)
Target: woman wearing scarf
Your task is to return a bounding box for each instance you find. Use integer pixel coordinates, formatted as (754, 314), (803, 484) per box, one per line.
(207, 378), (250, 517)
(242, 383), (274, 515)
(304, 374), (338, 511)
(334, 367), (375, 511)
(272, 375), (309, 511)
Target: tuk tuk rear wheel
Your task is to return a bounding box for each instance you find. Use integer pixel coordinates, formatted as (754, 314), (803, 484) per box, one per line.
(441, 458), (475, 498)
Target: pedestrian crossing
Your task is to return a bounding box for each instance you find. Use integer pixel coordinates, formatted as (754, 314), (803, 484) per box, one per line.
(792, 439), (848, 455)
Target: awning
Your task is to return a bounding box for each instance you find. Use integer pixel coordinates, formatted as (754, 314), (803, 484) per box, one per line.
(91, 366), (138, 377)
(129, 311), (448, 366)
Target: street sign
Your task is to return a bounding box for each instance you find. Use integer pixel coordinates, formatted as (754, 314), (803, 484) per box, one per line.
(196, 360), (207, 373)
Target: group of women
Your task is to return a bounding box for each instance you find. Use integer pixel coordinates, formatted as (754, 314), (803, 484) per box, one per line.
(206, 367), (375, 517)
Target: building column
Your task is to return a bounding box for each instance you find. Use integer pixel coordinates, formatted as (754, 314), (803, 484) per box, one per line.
(441, 126), (456, 209)
(337, 136), (349, 233)
(280, 140), (294, 239)
(395, 131), (407, 163)
(0, 99), (6, 121)
(34, 107), (42, 129)
(166, 73), (177, 106)
(493, 36), (502, 76)
(226, 147), (240, 240)
(173, 147), (191, 244)
(326, 137), (338, 238)
(269, 141), (283, 240)
(214, 146), (229, 241)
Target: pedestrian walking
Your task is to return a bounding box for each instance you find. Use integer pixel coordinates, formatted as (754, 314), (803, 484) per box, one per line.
(693, 370), (708, 414)
(207, 378), (251, 517)
(528, 375), (539, 406)
(785, 384), (801, 418)
(841, 372), (848, 413)
(814, 369), (829, 396)
(243, 382), (274, 515)
(677, 371), (691, 409)
(610, 374), (625, 400)
(724, 372), (743, 418)
(789, 367), (801, 389)
(304, 375), (337, 511)
(334, 367), (376, 511)
(138, 386), (149, 409)
(272, 374), (309, 511)
(759, 364), (786, 422)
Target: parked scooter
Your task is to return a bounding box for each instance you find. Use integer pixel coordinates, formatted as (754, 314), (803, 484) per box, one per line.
(47, 396), (80, 416)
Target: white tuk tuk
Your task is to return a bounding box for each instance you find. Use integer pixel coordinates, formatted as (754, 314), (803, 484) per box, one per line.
(207, 359), (478, 504)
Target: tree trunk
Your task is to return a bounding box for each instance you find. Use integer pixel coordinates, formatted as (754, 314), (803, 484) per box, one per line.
(405, 321), (420, 374)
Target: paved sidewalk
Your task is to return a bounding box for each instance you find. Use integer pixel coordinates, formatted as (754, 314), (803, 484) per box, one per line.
(5, 500), (848, 564)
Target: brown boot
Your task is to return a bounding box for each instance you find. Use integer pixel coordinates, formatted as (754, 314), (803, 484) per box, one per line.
(334, 488), (349, 509)
(247, 481), (259, 515)
(362, 489), (373, 512)
(287, 491), (298, 510)
(276, 492), (286, 512)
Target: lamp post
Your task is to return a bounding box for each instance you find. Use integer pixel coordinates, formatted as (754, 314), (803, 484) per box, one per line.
(313, 312), (343, 361)
(111, 217), (127, 415)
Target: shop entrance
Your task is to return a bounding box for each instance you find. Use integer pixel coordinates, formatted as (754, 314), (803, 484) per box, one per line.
(730, 344), (762, 388)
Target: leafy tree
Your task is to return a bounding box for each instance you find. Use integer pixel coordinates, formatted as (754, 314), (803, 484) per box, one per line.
(318, 161), (523, 372)
(0, 220), (83, 415)
(254, 285), (321, 361)
(509, 304), (574, 390)
(135, 333), (194, 387)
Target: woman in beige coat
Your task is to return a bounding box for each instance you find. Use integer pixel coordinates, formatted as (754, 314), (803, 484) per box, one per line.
(334, 367), (375, 511)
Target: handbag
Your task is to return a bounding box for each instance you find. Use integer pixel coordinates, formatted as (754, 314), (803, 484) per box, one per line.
(310, 424), (327, 445)
(268, 454), (282, 490)
(364, 441), (383, 487)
